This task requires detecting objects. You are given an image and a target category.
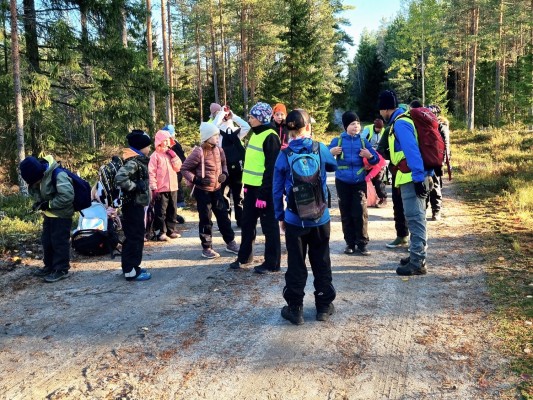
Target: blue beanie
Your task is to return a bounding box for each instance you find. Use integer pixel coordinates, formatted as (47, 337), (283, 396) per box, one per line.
(250, 102), (273, 125)
(20, 156), (47, 185)
(163, 124), (175, 136)
(378, 90), (398, 110)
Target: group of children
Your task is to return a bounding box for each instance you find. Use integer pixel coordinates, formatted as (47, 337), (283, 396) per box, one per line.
(19, 94), (448, 324)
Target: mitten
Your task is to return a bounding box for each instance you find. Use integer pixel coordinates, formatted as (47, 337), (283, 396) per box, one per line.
(194, 177), (211, 186)
(218, 173), (227, 183)
(166, 149), (177, 158)
(414, 181), (428, 199)
(255, 199), (267, 209)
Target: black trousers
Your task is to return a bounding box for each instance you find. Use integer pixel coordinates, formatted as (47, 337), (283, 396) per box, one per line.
(335, 179), (368, 248)
(121, 203), (145, 276)
(194, 188), (235, 249)
(372, 167), (387, 200)
(427, 175), (443, 212)
(237, 186), (281, 268)
(221, 168), (243, 227)
(391, 173), (409, 238)
(42, 216), (72, 272)
(177, 172), (185, 203)
(283, 222), (336, 310)
(153, 191), (177, 236)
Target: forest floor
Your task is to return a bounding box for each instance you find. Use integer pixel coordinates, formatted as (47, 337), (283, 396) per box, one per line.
(0, 176), (520, 400)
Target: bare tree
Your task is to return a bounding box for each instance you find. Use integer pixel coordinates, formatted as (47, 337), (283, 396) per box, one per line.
(467, 4), (479, 131)
(146, 0), (156, 125)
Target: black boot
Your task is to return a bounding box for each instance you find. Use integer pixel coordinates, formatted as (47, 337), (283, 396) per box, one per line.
(281, 305), (304, 325)
(400, 256), (410, 265)
(396, 259), (427, 276)
(316, 304), (335, 322)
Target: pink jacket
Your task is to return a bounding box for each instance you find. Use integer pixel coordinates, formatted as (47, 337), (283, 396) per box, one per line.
(364, 152), (386, 182)
(148, 130), (182, 192)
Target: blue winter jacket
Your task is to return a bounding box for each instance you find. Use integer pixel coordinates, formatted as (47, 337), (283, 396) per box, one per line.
(389, 108), (432, 183)
(273, 137), (337, 228)
(328, 132), (379, 184)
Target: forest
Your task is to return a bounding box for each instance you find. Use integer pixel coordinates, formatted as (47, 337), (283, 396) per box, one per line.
(0, 0), (532, 186)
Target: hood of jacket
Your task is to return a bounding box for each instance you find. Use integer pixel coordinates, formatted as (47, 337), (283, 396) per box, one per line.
(154, 130), (175, 148)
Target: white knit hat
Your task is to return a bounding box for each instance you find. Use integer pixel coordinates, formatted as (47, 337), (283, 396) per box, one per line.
(200, 122), (219, 143)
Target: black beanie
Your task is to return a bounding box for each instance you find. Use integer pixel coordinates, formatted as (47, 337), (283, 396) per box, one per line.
(342, 111), (360, 131)
(19, 156), (47, 185)
(127, 129), (152, 150)
(378, 90), (398, 110)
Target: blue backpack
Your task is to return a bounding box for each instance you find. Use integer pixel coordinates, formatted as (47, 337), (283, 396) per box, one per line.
(283, 141), (327, 221)
(52, 166), (92, 213)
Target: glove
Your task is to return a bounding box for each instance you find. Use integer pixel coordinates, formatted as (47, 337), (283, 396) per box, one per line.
(166, 149), (177, 158)
(135, 180), (147, 193)
(32, 201), (48, 212)
(414, 181), (429, 199)
(243, 187), (247, 194)
(255, 199), (267, 209)
(194, 177), (211, 186)
(218, 173), (227, 183)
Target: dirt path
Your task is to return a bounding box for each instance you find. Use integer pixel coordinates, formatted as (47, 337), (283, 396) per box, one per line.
(0, 177), (518, 400)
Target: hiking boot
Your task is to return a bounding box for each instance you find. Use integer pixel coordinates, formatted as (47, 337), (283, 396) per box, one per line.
(156, 234), (169, 241)
(254, 264), (281, 274)
(386, 236), (409, 248)
(229, 260), (241, 270)
(316, 304), (335, 322)
(375, 198), (387, 208)
(225, 240), (239, 254)
(356, 245), (370, 256)
(202, 248), (220, 259)
(176, 215), (186, 224)
(396, 260), (427, 276)
(44, 270), (69, 283)
(400, 256), (410, 265)
(33, 267), (52, 277)
(431, 211), (441, 221)
(344, 245), (355, 255)
(281, 305), (304, 325)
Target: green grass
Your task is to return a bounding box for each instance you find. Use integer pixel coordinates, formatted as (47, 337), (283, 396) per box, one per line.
(453, 126), (533, 399)
(0, 194), (42, 253)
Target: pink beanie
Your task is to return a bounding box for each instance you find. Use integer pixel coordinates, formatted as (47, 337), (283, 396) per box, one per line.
(210, 103), (222, 115)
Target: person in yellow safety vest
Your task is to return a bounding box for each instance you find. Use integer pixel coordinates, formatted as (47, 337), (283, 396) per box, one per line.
(207, 103), (222, 122)
(378, 90), (433, 277)
(361, 118), (387, 207)
(228, 102), (282, 274)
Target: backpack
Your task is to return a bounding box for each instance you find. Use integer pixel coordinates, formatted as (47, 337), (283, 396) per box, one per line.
(395, 108), (446, 171)
(220, 128), (245, 171)
(95, 156), (123, 208)
(71, 202), (121, 258)
(52, 165), (92, 213)
(283, 141), (327, 221)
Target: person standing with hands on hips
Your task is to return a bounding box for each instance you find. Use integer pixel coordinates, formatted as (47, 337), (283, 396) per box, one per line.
(228, 102), (281, 273)
(328, 111), (380, 256)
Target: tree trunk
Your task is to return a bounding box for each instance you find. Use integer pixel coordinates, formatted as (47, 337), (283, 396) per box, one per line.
(146, 0), (156, 126)
(2, 0), (7, 73)
(240, 3), (249, 115)
(421, 45), (425, 105)
(161, 0), (171, 123)
(195, 20), (203, 122)
(22, 0), (39, 72)
(494, 0), (504, 125)
(209, 0), (219, 104)
(467, 5), (479, 131)
(121, 3), (128, 47)
(219, 0), (227, 105)
(167, 1), (175, 124)
(10, 0), (27, 194)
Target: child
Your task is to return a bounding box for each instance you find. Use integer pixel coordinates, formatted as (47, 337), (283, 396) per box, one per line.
(181, 122), (239, 259)
(148, 129), (182, 241)
(363, 152), (387, 207)
(271, 103), (289, 149)
(115, 130), (153, 281)
(20, 155), (75, 283)
(163, 124), (187, 215)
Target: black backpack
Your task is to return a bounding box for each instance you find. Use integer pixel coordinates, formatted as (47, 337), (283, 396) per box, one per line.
(51, 165), (92, 213)
(95, 156), (124, 208)
(220, 128), (245, 171)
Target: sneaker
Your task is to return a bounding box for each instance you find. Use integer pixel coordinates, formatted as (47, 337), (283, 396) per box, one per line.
(167, 232), (181, 239)
(386, 236), (409, 248)
(375, 198), (387, 208)
(254, 264), (281, 274)
(396, 260), (427, 276)
(281, 305), (304, 325)
(176, 215), (186, 224)
(176, 202), (186, 209)
(202, 248), (220, 259)
(229, 260), (241, 270)
(33, 267), (52, 277)
(316, 304), (335, 322)
(356, 245), (370, 256)
(344, 245), (355, 255)
(44, 270), (69, 283)
(156, 234), (169, 241)
(225, 240), (239, 254)
(400, 256), (410, 265)
(431, 211), (441, 221)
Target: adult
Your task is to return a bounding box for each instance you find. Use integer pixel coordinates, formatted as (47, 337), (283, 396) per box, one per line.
(328, 111), (379, 256)
(379, 90), (433, 275)
(229, 102), (281, 274)
(212, 107), (251, 227)
(273, 109), (338, 325)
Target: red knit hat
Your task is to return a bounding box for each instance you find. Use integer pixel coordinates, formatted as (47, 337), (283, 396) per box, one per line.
(272, 103), (287, 115)
(374, 118), (384, 129)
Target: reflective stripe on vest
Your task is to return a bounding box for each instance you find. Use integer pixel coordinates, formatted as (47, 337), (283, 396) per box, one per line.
(389, 116), (417, 187)
(242, 128), (277, 186)
(363, 124), (374, 141)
